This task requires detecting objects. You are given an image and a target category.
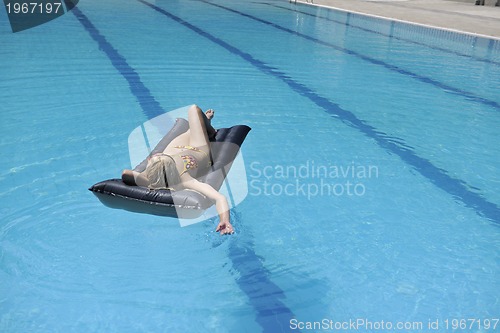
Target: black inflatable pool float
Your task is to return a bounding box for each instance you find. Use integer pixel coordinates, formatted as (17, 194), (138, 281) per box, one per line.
(89, 118), (251, 218)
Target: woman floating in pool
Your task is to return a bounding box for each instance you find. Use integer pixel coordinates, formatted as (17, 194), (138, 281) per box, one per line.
(121, 105), (234, 235)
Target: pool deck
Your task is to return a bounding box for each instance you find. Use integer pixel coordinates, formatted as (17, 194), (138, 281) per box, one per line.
(295, 0), (500, 40)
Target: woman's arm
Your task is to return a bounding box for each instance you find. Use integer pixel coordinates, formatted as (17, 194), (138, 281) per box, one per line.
(122, 169), (149, 187)
(182, 177), (234, 235)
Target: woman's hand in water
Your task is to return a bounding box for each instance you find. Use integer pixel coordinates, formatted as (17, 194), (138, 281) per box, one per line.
(216, 220), (234, 235)
(180, 177), (232, 235)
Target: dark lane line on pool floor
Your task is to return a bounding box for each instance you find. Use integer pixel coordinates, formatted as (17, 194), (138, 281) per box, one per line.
(138, 0), (500, 226)
(261, 2), (500, 68)
(72, 7), (165, 122)
(72, 5), (300, 333)
(201, 0), (500, 111)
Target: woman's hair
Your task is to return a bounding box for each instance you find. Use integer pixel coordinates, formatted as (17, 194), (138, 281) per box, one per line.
(144, 155), (182, 190)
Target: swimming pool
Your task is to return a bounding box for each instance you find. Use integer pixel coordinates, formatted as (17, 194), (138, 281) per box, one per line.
(1, 0), (499, 332)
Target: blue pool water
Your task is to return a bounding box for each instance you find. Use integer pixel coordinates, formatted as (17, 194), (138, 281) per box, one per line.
(1, 0), (499, 332)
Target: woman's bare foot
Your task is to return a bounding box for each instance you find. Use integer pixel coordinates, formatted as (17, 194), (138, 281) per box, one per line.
(205, 109), (215, 121)
(204, 109), (217, 141)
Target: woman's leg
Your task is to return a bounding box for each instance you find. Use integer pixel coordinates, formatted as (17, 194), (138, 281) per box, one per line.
(164, 105), (215, 152)
(188, 105), (210, 149)
(166, 131), (190, 149)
